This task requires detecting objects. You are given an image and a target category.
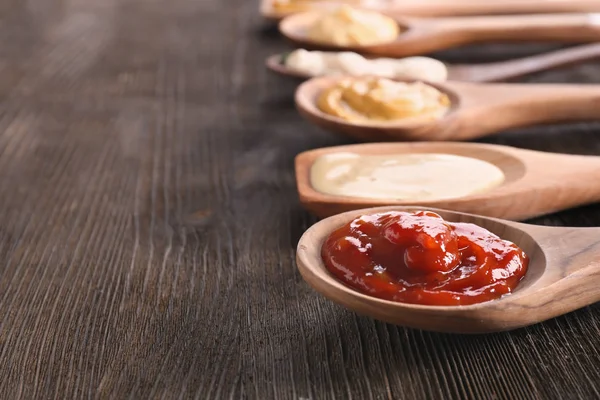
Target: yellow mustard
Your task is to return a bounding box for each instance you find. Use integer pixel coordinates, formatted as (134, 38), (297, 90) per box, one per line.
(317, 77), (450, 123)
(274, 0), (363, 12)
(307, 5), (400, 46)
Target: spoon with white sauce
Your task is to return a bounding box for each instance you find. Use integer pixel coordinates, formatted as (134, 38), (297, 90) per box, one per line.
(296, 204), (600, 333)
(295, 142), (600, 220)
(266, 44), (600, 83)
(263, 0), (600, 21)
(280, 8), (600, 57)
(295, 75), (600, 141)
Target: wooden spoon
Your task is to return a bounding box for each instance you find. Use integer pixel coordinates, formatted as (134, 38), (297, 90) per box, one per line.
(267, 43), (600, 83)
(280, 11), (600, 57)
(295, 76), (600, 141)
(295, 142), (600, 220)
(263, 0), (600, 21)
(296, 204), (600, 333)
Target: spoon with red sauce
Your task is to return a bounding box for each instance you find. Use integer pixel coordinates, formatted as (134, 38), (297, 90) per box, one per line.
(296, 205), (600, 333)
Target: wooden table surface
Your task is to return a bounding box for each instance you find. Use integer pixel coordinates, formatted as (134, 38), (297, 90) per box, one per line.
(0, 0), (599, 398)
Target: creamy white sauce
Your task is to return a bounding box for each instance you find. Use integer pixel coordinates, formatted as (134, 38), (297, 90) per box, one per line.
(310, 152), (505, 201)
(284, 49), (448, 82)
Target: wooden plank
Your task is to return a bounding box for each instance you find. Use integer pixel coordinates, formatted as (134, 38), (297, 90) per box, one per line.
(0, 0), (597, 398)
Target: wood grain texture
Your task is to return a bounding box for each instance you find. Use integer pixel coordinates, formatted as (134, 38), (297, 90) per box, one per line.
(0, 0), (597, 398)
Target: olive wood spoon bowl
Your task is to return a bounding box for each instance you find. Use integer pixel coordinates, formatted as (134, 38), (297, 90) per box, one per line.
(267, 43), (600, 83)
(295, 142), (600, 220)
(296, 205), (600, 333)
(280, 11), (600, 58)
(262, 0), (600, 21)
(295, 76), (600, 141)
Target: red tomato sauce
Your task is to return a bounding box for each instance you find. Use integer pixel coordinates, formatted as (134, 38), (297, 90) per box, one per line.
(321, 211), (529, 306)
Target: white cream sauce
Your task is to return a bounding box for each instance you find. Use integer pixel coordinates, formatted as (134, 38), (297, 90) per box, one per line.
(310, 152), (505, 201)
(284, 49), (448, 82)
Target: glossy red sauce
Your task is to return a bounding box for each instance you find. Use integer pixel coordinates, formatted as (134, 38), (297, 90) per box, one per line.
(321, 211), (529, 306)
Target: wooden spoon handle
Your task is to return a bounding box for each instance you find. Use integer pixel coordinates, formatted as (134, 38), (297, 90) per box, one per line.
(501, 150), (600, 220)
(418, 13), (600, 45)
(449, 83), (600, 138)
(523, 225), (600, 298)
(480, 225), (600, 328)
(450, 43), (600, 83)
(383, 0), (600, 17)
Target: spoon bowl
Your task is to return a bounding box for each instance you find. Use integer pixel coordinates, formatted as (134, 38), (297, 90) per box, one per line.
(295, 142), (600, 220)
(267, 43), (600, 83)
(296, 205), (600, 333)
(279, 10), (600, 58)
(295, 75), (600, 141)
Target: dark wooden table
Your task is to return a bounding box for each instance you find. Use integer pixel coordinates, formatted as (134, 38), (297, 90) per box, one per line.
(0, 0), (599, 398)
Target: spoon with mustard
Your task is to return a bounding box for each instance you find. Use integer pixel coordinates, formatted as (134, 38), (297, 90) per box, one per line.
(295, 142), (600, 221)
(264, 0), (600, 21)
(295, 75), (600, 141)
(267, 43), (600, 83)
(280, 7), (600, 58)
(296, 204), (600, 333)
